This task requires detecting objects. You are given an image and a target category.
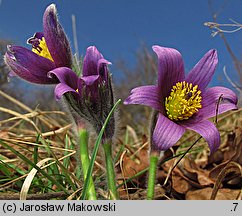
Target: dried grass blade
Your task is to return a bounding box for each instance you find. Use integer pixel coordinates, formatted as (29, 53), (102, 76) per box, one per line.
(20, 158), (55, 200)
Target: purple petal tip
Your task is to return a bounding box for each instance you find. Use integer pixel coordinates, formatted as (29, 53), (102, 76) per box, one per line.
(46, 4), (57, 14)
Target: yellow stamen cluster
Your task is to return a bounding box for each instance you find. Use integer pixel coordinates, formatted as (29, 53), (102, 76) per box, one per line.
(165, 81), (202, 121)
(32, 37), (54, 62)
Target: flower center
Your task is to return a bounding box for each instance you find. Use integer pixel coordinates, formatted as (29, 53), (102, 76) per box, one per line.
(165, 81), (202, 121)
(31, 37), (54, 62)
(28, 33), (53, 62)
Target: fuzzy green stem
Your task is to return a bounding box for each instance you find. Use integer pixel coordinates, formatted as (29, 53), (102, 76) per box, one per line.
(147, 153), (159, 200)
(79, 129), (97, 200)
(103, 142), (119, 200)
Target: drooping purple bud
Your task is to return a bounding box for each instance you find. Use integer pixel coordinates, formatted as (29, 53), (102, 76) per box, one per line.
(51, 46), (116, 141)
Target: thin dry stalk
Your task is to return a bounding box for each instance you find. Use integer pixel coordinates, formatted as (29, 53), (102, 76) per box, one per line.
(20, 158), (55, 200)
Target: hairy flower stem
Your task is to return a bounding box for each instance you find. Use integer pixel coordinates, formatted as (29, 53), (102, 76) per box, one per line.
(103, 141), (119, 200)
(79, 129), (97, 200)
(147, 150), (159, 200)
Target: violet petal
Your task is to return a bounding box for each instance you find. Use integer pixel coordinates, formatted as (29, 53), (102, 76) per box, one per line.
(81, 75), (100, 86)
(83, 46), (105, 76)
(4, 52), (55, 84)
(152, 45), (185, 99)
(202, 86), (238, 106)
(184, 86), (238, 123)
(48, 67), (79, 90)
(54, 83), (78, 101)
(124, 85), (162, 111)
(80, 74), (101, 100)
(182, 120), (220, 153)
(32, 32), (44, 40)
(43, 4), (72, 68)
(198, 86), (238, 119)
(152, 113), (186, 150)
(185, 103), (237, 125)
(27, 32), (44, 49)
(7, 45), (55, 77)
(200, 103), (237, 120)
(185, 49), (218, 92)
(97, 58), (111, 79)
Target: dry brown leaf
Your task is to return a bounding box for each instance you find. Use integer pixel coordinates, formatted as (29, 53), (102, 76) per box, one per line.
(172, 176), (190, 194)
(181, 158), (214, 186)
(186, 187), (241, 200)
(119, 148), (149, 179)
(207, 149), (224, 165)
(210, 161), (242, 199)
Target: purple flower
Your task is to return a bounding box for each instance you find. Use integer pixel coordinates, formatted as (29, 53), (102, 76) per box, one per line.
(49, 46), (115, 139)
(124, 46), (238, 153)
(4, 4), (72, 84)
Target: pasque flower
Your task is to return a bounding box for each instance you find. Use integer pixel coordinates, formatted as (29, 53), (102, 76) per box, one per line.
(4, 4), (72, 84)
(49, 46), (115, 139)
(124, 46), (238, 153)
